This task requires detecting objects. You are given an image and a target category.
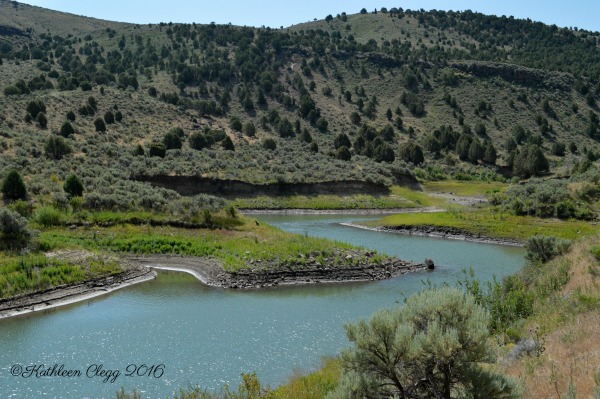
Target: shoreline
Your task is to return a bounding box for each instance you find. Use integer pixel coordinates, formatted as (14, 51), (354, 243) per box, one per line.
(0, 254), (426, 319)
(341, 223), (524, 247)
(128, 253), (427, 289)
(0, 267), (156, 319)
(241, 207), (443, 215)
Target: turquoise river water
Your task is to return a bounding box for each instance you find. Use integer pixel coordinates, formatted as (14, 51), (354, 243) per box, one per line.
(0, 214), (525, 399)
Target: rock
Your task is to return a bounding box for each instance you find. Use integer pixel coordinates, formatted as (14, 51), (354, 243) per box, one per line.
(424, 258), (435, 270)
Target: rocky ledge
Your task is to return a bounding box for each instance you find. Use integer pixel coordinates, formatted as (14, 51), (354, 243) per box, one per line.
(129, 249), (428, 289)
(376, 225), (523, 246)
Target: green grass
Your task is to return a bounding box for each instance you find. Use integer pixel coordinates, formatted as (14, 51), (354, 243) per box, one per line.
(38, 218), (360, 272)
(367, 210), (599, 241)
(388, 186), (441, 207)
(422, 180), (508, 196)
(231, 193), (415, 210)
(0, 254), (122, 299)
(273, 357), (341, 399)
(591, 245), (600, 261)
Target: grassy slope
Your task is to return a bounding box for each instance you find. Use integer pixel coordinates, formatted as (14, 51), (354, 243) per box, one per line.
(370, 211), (598, 241)
(504, 237), (600, 398)
(38, 215), (367, 272)
(0, 0), (126, 36)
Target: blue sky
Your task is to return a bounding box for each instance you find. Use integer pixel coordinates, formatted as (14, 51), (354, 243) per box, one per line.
(18, 1), (600, 32)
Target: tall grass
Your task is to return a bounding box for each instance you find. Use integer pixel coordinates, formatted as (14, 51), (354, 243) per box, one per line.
(39, 221), (358, 272)
(0, 255), (121, 299)
(370, 210), (599, 241)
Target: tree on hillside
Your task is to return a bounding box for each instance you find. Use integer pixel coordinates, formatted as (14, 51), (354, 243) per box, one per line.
(104, 111), (115, 124)
(163, 131), (182, 150)
(63, 174), (84, 198)
(513, 145), (549, 178)
(149, 142), (167, 158)
(1, 170), (27, 202)
(399, 142), (424, 166)
(94, 118), (106, 132)
(45, 136), (71, 160)
(26, 99), (46, 118)
(334, 133), (351, 149)
(336, 146), (351, 161)
(60, 121), (75, 137)
(330, 287), (521, 399)
(36, 112), (48, 129)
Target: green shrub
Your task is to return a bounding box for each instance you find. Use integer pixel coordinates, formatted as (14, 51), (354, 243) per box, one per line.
(149, 143), (167, 158)
(36, 206), (64, 227)
(0, 207), (33, 250)
(262, 138), (276, 150)
(525, 235), (572, 263)
(332, 287), (521, 399)
(590, 246), (600, 261)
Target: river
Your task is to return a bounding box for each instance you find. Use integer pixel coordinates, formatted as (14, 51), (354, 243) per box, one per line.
(0, 214), (524, 399)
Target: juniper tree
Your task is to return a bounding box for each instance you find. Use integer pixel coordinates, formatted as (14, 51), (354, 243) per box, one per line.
(1, 170), (27, 202)
(63, 174), (84, 198)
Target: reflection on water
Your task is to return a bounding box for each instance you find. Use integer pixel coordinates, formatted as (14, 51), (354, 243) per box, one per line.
(0, 214), (524, 399)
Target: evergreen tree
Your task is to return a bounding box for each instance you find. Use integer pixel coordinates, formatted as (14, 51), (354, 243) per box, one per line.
(94, 118), (106, 132)
(163, 131), (182, 150)
(189, 133), (209, 150)
(104, 111), (115, 124)
(60, 121), (75, 137)
(301, 128), (312, 143)
(36, 112), (48, 128)
(1, 170), (27, 202)
(336, 146), (351, 161)
(149, 142), (166, 158)
(334, 133), (351, 149)
(456, 134), (472, 160)
(63, 174), (84, 198)
(45, 136), (72, 160)
(262, 138), (277, 150)
(484, 143), (498, 164)
(222, 136), (235, 151)
(133, 144), (145, 156)
(468, 140), (485, 163)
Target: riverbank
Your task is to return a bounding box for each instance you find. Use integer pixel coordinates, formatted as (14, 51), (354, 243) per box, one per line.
(241, 207), (442, 215)
(0, 266), (156, 319)
(128, 250), (427, 289)
(342, 223), (523, 246)
(0, 249), (427, 319)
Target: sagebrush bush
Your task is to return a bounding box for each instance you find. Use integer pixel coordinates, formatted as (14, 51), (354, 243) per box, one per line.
(525, 235), (572, 263)
(0, 207), (34, 250)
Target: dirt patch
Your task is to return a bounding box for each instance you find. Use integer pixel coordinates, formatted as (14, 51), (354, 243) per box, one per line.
(427, 192), (488, 207)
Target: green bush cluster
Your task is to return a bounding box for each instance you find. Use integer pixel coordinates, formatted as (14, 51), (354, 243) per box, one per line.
(491, 177), (597, 220)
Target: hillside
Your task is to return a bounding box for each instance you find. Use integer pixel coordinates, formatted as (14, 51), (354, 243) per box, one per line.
(1, 2), (600, 212)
